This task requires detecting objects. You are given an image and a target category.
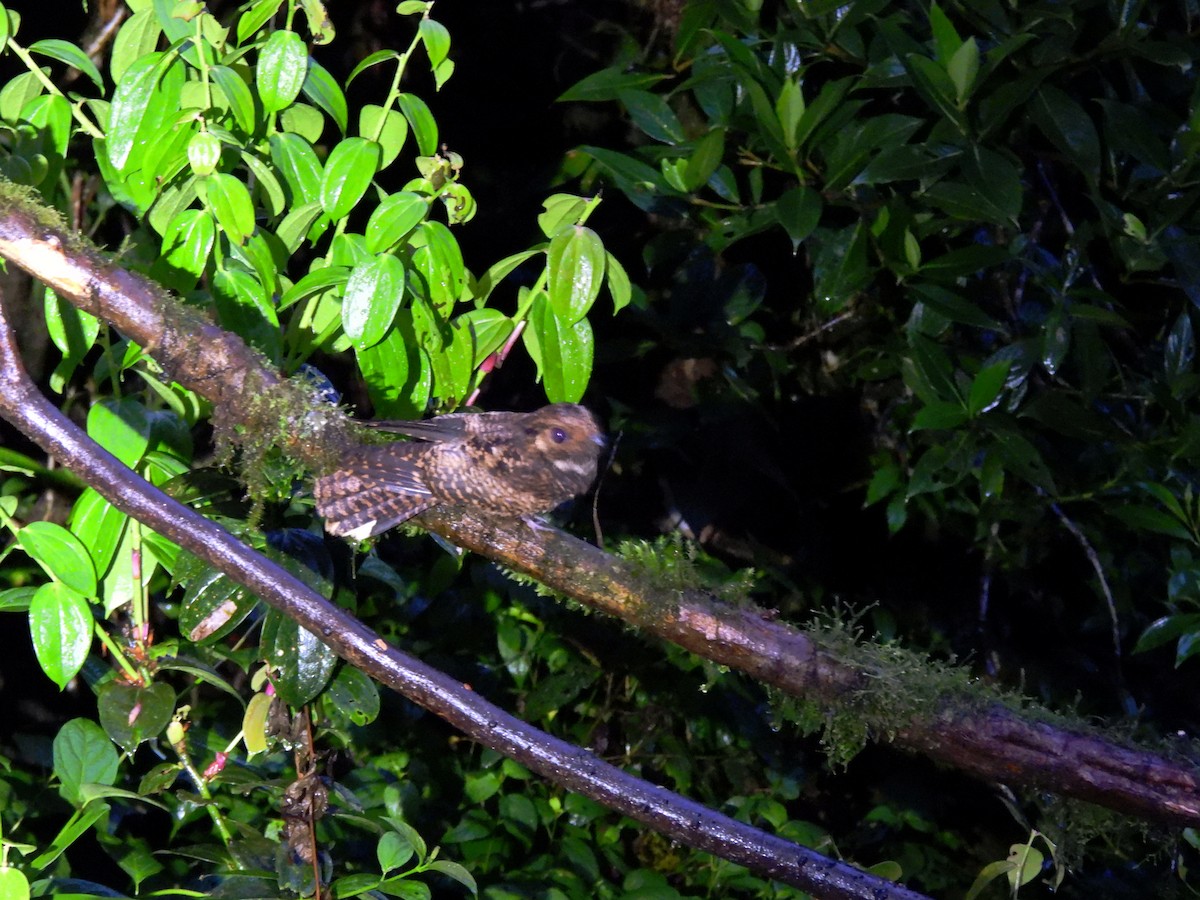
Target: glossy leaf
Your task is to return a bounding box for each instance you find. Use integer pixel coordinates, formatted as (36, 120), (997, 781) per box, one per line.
(180, 566), (259, 644)
(270, 132), (324, 206)
(411, 221), (465, 316)
(210, 65), (258, 136)
(321, 137), (381, 219)
(28, 39), (102, 91)
(547, 225), (605, 323)
(396, 92), (437, 156)
(262, 607), (338, 707)
(106, 52), (165, 171)
(618, 88), (685, 144)
(343, 253), (406, 349)
(203, 173), (255, 245)
(366, 191), (427, 252)
(257, 29), (308, 113)
(17, 521), (97, 597)
(302, 58), (348, 133)
(29, 583), (93, 691)
(526, 293), (593, 403)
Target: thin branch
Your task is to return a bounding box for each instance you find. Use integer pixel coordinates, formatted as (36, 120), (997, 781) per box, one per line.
(0, 290), (929, 900)
(0, 194), (1197, 831)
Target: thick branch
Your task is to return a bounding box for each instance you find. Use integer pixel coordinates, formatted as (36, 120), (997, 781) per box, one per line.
(0, 246), (927, 900)
(0, 195), (1197, 831)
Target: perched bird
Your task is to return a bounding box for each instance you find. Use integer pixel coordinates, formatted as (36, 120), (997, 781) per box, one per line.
(314, 403), (606, 540)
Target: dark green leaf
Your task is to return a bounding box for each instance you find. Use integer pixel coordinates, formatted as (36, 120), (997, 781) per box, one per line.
(262, 607), (338, 706)
(1030, 85), (1100, 180)
(98, 681), (176, 751)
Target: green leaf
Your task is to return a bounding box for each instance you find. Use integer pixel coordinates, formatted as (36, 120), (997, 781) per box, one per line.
(928, 0), (962, 62)
(343, 254), (406, 349)
(321, 665), (381, 727)
(1166, 311), (1195, 379)
(236, 0), (285, 44)
(1030, 85), (1100, 180)
(154, 208), (216, 291)
(277, 201), (324, 252)
(411, 220), (465, 316)
(270, 132), (324, 206)
(358, 313), (430, 419)
(558, 66), (668, 102)
(967, 361), (1011, 416)
(793, 77), (853, 151)
(366, 191), (427, 252)
(107, 51), (166, 171)
(97, 681), (176, 751)
(1109, 504), (1194, 541)
(547, 225), (605, 323)
(28, 38), (103, 91)
(618, 88), (685, 144)
(202, 172), (255, 245)
(456, 308), (513, 366)
(905, 53), (965, 131)
(262, 607), (338, 706)
(418, 18), (450, 67)
(87, 397), (152, 470)
(347, 49), (401, 86)
(683, 127), (725, 191)
(180, 566), (259, 644)
(526, 293), (593, 403)
(30, 584), (93, 691)
(257, 29), (308, 113)
(476, 249), (542, 303)
(360, 104), (409, 169)
(946, 37), (979, 103)
(538, 193), (589, 239)
(774, 186), (822, 253)
(68, 489), (127, 579)
(43, 288), (99, 390)
(302, 58), (348, 133)
(396, 92), (437, 156)
(212, 265), (281, 361)
(52, 724), (117, 806)
(811, 223), (870, 312)
(17, 521), (97, 596)
(377, 831), (415, 874)
(321, 137), (381, 219)
(30, 801), (111, 869)
(605, 251), (632, 314)
(425, 860), (477, 896)
(911, 401), (968, 431)
(1134, 613), (1200, 654)
(0, 866), (30, 900)
(209, 64), (258, 136)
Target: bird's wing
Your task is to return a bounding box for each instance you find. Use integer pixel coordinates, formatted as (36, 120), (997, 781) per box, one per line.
(359, 413), (473, 442)
(314, 446), (436, 539)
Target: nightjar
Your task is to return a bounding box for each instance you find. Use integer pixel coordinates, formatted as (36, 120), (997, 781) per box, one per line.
(314, 403), (606, 540)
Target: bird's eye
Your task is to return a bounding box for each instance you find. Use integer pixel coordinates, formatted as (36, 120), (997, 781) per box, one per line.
(550, 427), (568, 444)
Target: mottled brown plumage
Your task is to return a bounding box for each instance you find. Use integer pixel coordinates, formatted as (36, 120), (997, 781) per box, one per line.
(314, 404), (605, 539)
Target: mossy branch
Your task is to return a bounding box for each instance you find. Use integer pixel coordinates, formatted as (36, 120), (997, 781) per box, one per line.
(0, 188), (1197, 839)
